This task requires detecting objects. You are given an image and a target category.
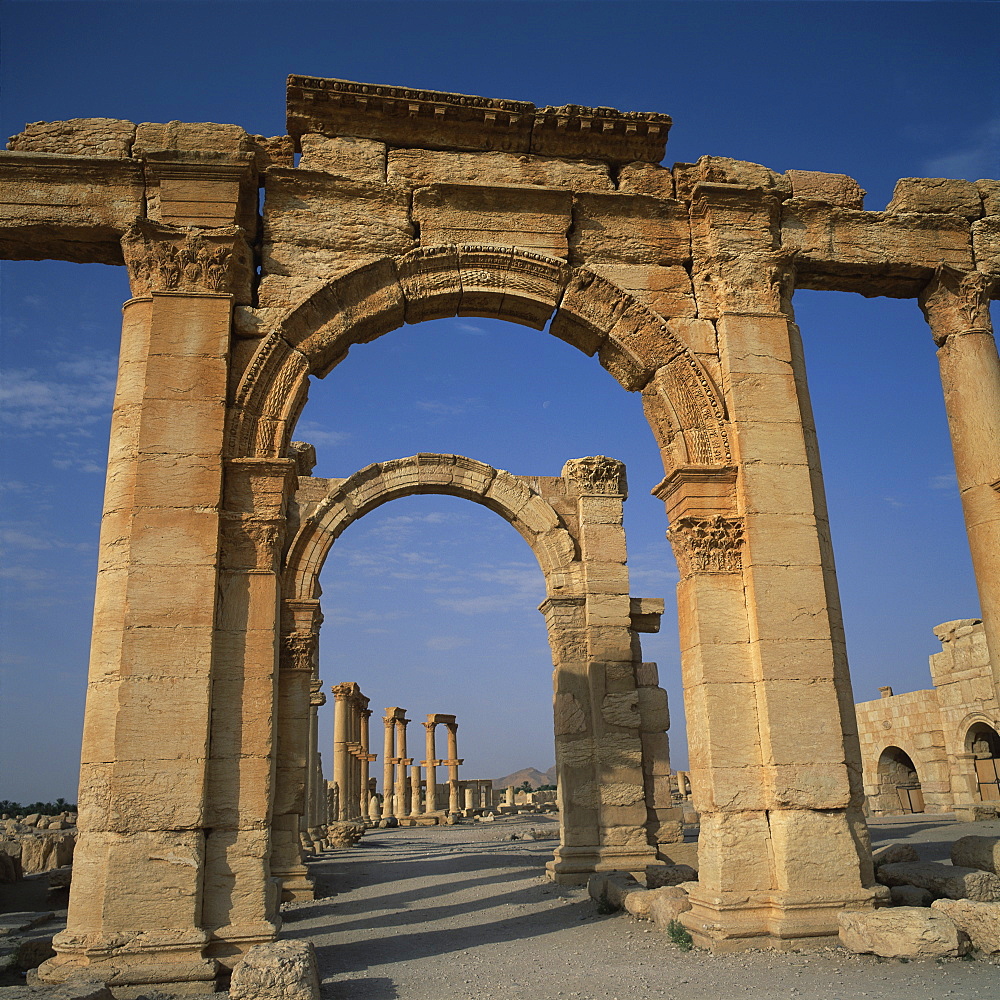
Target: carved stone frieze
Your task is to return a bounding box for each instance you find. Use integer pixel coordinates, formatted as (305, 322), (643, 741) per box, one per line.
(562, 456), (627, 497)
(919, 266), (996, 345)
(121, 219), (252, 298)
(666, 514), (744, 577)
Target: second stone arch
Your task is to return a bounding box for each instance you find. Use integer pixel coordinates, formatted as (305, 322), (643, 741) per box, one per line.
(279, 450), (681, 883)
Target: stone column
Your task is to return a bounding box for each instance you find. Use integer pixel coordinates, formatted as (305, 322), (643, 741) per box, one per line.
(332, 684), (354, 822)
(920, 268), (1000, 689)
(504, 786), (515, 807)
(359, 708), (373, 820)
(40, 217), (260, 988)
(394, 714), (410, 818)
(382, 712), (396, 818)
(445, 722), (462, 814)
(410, 764), (422, 815)
(666, 180), (874, 948)
(464, 787), (474, 811)
(423, 720), (439, 814)
(305, 680), (326, 830)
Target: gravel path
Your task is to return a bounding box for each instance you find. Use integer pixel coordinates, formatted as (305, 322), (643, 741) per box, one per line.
(282, 813), (1000, 1000)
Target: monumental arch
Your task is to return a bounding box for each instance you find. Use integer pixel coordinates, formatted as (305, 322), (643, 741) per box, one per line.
(0, 75), (997, 985)
(280, 450), (679, 888)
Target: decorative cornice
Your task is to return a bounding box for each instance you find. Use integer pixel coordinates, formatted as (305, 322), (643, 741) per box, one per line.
(666, 515), (744, 577)
(286, 75), (671, 165)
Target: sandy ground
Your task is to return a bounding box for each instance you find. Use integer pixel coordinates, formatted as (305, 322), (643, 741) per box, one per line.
(283, 813), (1000, 1000)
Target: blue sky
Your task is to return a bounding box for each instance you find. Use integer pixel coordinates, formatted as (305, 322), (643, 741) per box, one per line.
(1, 1), (997, 802)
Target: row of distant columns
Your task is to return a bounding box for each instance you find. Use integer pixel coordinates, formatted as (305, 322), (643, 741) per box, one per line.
(381, 710), (464, 818)
(331, 683), (375, 822)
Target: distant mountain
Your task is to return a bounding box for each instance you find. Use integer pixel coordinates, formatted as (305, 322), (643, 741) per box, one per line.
(492, 765), (557, 789)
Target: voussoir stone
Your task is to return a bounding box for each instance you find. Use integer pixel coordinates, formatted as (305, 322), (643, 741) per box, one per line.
(950, 836), (1000, 874)
(838, 907), (970, 958)
(877, 861), (1000, 902)
(931, 899), (1000, 954)
(229, 939), (320, 1000)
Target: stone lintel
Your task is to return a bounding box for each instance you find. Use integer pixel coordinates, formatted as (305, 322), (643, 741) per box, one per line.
(653, 465), (738, 521)
(630, 597), (664, 633)
(426, 713), (457, 725)
(286, 75), (671, 165)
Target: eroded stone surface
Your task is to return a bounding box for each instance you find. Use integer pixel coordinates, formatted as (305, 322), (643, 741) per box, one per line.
(838, 907), (970, 958)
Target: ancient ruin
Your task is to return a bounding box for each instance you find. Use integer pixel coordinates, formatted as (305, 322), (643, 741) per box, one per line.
(0, 73), (997, 987)
(856, 619), (1000, 817)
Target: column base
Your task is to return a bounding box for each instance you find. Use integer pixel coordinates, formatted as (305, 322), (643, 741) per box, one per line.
(681, 886), (877, 951)
(273, 864), (315, 902)
(546, 844), (660, 885)
(38, 929), (218, 993)
(206, 919), (282, 966)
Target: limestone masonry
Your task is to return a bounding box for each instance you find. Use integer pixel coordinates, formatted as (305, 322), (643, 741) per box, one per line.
(1, 74), (998, 989)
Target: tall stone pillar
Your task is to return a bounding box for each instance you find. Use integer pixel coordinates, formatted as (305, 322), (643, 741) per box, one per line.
(382, 711), (396, 818)
(394, 713), (410, 818)
(306, 681), (326, 828)
(423, 719), (439, 814)
(359, 708), (373, 819)
(40, 214), (260, 987)
(410, 764), (422, 815)
(920, 267), (1000, 689)
(445, 721), (462, 814)
(332, 684), (353, 821)
(662, 181), (874, 949)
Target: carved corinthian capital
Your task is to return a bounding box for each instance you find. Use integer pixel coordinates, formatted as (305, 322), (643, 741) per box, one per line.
(667, 515), (744, 577)
(121, 219), (252, 298)
(562, 456), (627, 497)
(281, 631), (317, 673)
(309, 679), (327, 707)
(919, 266), (996, 346)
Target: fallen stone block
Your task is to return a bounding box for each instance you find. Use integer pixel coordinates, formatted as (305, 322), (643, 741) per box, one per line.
(0, 848), (22, 883)
(0, 913), (54, 939)
(838, 907), (970, 958)
(871, 843), (919, 868)
(890, 885), (933, 907)
(0, 982), (113, 1000)
(877, 861), (1000, 902)
(646, 864), (697, 888)
(931, 899), (1000, 955)
(649, 887), (693, 929)
(325, 821), (365, 849)
(873, 884), (893, 908)
(587, 872), (643, 911)
(951, 836), (1000, 875)
(230, 939), (320, 1000)
(0, 926), (55, 973)
(624, 885), (689, 922)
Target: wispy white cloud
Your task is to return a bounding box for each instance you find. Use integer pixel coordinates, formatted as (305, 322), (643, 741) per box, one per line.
(52, 454), (104, 474)
(923, 118), (1000, 181)
(455, 322), (487, 335)
(293, 420), (350, 448)
(415, 398), (480, 417)
(929, 473), (958, 492)
(0, 354), (116, 433)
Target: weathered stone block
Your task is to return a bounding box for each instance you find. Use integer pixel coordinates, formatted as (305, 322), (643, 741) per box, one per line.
(786, 169), (864, 208)
(298, 133), (386, 181)
(878, 861), (1000, 902)
(887, 177), (983, 218)
(134, 121), (253, 155)
(8, 118), (136, 157)
(570, 192), (689, 265)
(951, 836), (1000, 874)
(618, 162), (675, 198)
(646, 864), (697, 888)
(872, 843), (919, 868)
(838, 907), (969, 958)
(230, 939), (320, 1000)
(931, 898), (1000, 954)
(972, 215), (1000, 274)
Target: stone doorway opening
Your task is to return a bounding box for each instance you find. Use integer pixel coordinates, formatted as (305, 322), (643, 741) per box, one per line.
(966, 722), (1000, 803)
(876, 746), (924, 814)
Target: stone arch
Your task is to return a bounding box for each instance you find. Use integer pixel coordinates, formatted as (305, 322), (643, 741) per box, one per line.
(227, 246), (731, 468)
(283, 453), (581, 602)
(963, 718), (1000, 756)
(874, 745), (924, 815)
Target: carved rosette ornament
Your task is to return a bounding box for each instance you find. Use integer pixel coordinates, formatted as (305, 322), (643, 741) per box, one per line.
(666, 515), (744, 577)
(562, 456), (627, 497)
(281, 631), (317, 673)
(121, 219), (252, 298)
(919, 266), (996, 345)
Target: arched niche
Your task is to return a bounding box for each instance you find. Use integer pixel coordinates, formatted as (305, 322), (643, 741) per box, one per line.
(876, 745), (924, 815)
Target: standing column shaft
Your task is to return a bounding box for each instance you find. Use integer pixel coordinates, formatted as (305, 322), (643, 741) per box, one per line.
(424, 721), (438, 814)
(394, 718), (409, 818)
(332, 685), (352, 821)
(359, 709), (372, 819)
(410, 764), (422, 815)
(446, 723), (460, 813)
(920, 269), (1000, 688)
(382, 714), (395, 818)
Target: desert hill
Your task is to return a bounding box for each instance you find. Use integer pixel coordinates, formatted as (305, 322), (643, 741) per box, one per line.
(492, 765), (556, 789)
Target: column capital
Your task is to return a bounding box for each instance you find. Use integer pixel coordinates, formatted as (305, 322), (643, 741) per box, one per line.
(331, 682), (359, 701)
(919, 266), (996, 345)
(666, 515), (744, 578)
(280, 631), (316, 673)
(121, 218), (253, 300)
(561, 456), (627, 498)
(309, 679), (326, 707)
